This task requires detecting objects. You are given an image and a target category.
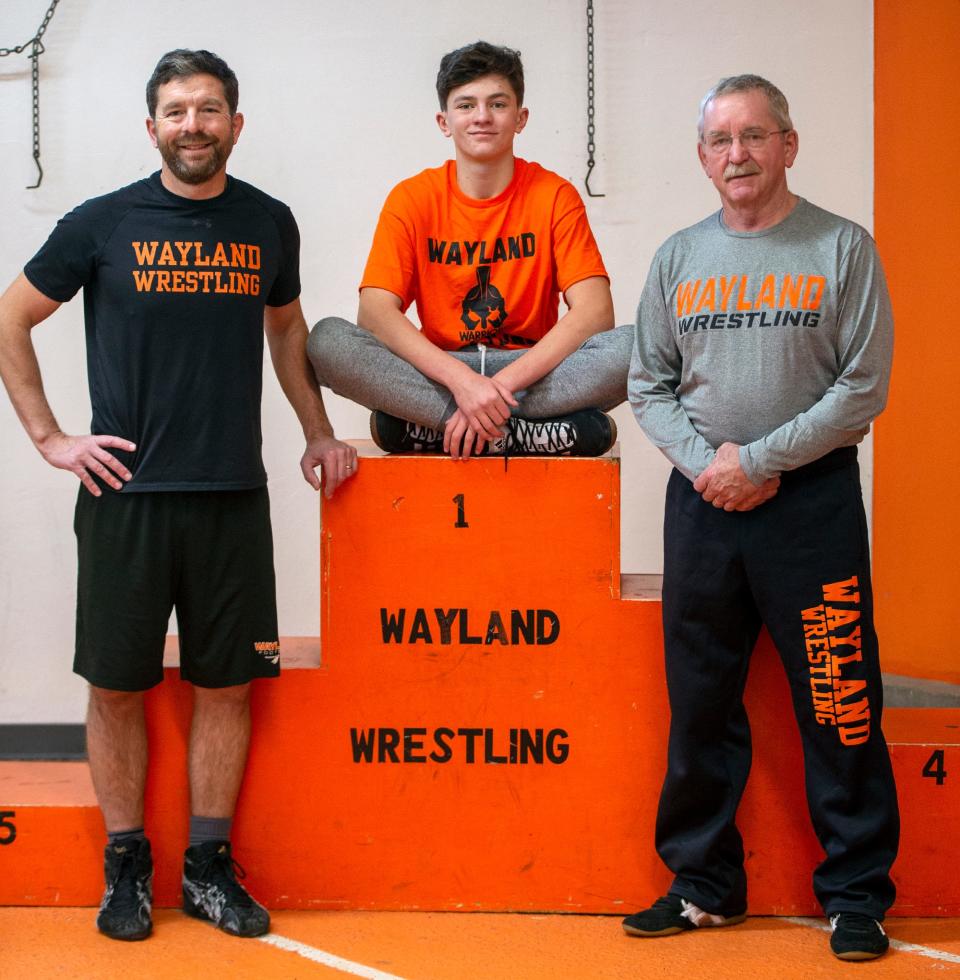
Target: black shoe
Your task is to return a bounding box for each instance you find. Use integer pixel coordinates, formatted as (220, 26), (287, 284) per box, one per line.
(370, 412), (445, 453)
(829, 912), (889, 961)
(370, 408), (617, 457)
(496, 410), (617, 457)
(182, 841), (270, 938)
(622, 894), (746, 937)
(96, 837), (153, 941)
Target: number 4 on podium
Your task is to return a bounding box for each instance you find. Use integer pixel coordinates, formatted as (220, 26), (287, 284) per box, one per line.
(922, 749), (948, 786)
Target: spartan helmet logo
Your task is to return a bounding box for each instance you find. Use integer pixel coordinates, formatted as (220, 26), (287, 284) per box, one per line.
(460, 266), (507, 339)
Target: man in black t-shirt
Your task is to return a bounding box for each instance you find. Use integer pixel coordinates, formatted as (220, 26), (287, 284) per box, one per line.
(0, 49), (353, 942)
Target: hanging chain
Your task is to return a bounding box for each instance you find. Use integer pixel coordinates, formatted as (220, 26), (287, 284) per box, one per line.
(584, 0), (604, 198)
(0, 0), (62, 189)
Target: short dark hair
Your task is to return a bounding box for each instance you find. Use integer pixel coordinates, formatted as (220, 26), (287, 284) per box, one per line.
(436, 41), (524, 110)
(146, 49), (239, 118)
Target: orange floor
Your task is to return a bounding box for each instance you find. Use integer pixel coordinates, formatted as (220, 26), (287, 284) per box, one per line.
(1, 909), (958, 978)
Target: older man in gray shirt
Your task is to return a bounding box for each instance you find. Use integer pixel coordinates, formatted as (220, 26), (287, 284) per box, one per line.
(625, 75), (899, 962)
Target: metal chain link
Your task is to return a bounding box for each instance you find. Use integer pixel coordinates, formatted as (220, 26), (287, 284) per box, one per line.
(1, 0), (62, 189)
(585, 0), (604, 198)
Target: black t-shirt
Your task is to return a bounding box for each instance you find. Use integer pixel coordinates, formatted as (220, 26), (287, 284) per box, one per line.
(24, 171), (300, 491)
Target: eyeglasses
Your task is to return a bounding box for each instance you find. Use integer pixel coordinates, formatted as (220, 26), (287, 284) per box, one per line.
(701, 129), (790, 154)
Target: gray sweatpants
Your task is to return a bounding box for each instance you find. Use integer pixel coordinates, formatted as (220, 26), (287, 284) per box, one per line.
(307, 317), (633, 429)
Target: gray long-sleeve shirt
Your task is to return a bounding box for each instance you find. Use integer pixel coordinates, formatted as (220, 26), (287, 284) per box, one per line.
(628, 198), (893, 484)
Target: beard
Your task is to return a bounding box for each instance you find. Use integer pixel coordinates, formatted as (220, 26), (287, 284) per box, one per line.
(158, 133), (232, 185)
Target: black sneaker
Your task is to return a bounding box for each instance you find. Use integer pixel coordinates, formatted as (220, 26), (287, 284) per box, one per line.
(622, 894), (746, 937)
(370, 408), (617, 457)
(495, 410), (616, 457)
(829, 912), (889, 961)
(182, 841), (270, 938)
(96, 837), (153, 941)
(370, 412), (445, 453)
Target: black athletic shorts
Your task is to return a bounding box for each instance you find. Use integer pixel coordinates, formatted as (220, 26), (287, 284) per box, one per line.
(74, 487), (280, 691)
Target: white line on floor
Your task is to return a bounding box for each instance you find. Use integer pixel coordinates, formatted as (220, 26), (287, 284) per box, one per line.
(786, 916), (960, 965)
(259, 932), (409, 979)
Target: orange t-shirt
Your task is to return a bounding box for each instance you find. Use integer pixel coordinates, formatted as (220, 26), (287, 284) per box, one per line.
(360, 158), (608, 350)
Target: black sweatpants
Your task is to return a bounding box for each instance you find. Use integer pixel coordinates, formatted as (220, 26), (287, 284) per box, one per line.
(657, 447), (899, 919)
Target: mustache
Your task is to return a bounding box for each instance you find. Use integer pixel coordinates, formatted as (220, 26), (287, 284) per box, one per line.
(723, 162), (761, 180)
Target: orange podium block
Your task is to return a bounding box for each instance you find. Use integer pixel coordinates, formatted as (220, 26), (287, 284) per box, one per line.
(1, 445), (958, 915)
(0, 762), (103, 906)
(311, 448), (669, 913)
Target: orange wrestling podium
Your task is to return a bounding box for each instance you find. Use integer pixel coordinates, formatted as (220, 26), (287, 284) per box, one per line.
(1, 443), (958, 914)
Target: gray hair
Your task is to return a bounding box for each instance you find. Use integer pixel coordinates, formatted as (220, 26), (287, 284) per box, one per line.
(146, 49), (239, 118)
(697, 74), (793, 139)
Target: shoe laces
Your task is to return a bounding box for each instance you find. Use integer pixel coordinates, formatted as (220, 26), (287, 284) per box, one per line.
(191, 844), (255, 906)
(651, 895), (682, 911)
(105, 845), (148, 909)
(508, 417), (577, 454)
(404, 422), (443, 444)
(830, 912), (885, 936)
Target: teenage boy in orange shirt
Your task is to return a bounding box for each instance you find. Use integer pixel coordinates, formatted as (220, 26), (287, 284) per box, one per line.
(308, 40), (631, 459)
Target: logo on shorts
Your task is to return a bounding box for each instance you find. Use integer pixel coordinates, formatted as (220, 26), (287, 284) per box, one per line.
(254, 640), (280, 664)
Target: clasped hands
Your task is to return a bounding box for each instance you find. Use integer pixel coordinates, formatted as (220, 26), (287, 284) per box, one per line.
(693, 442), (780, 512)
(443, 370), (518, 460)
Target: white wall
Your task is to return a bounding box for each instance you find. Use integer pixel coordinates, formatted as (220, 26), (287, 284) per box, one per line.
(0, 0), (874, 723)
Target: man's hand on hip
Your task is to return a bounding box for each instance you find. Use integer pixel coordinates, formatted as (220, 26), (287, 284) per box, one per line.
(694, 441), (780, 512)
(38, 432), (136, 497)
